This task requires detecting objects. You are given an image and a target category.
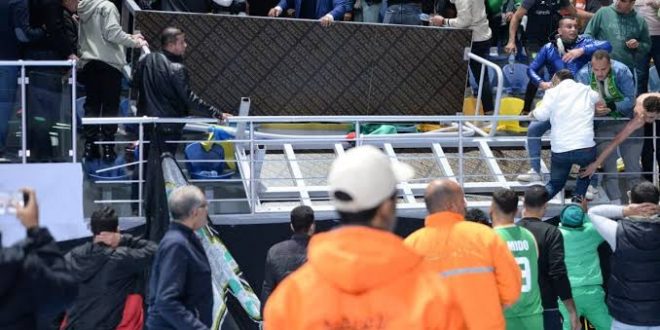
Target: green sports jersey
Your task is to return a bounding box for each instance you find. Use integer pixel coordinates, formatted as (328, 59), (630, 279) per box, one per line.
(495, 225), (544, 320)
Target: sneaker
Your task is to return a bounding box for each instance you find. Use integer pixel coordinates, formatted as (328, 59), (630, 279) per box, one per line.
(489, 46), (499, 57)
(517, 169), (542, 182)
(571, 195), (584, 204)
(585, 186), (599, 201)
(83, 142), (100, 160)
(102, 145), (117, 163)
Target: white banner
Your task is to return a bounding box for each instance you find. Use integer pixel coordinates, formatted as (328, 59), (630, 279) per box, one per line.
(0, 163), (88, 246)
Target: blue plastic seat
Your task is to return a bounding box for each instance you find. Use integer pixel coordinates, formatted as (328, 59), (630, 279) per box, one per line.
(84, 155), (130, 181)
(184, 142), (234, 180)
(502, 63), (530, 95)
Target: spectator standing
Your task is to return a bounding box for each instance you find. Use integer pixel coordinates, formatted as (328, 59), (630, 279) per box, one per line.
(264, 145), (465, 329)
(353, 0), (383, 22)
(529, 69), (599, 201)
(64, 207), (157, 329)
(78, 0), (147, 162)
(430, 0), (496, 115)
(505, 0), (577, 62)
(587, 181), (660, 330)
(268, 0), (347, 26)
(557, 203), (612, 330)
(261, 205), (315, 305)
(25, 0), (78, 162)
(146, 185), (213, 330)
(0, 0), (45, 160)
(581, 93), (660, 179)
(160, 0), (213, 12)
(134, 27), (227, 155)
(404, 179), (521, 330)
(518, 185), (580, 330)
(576, 50), (638, 204)
(637, 0), (660, 179)
(491, 189), (544, 330)
(0, 189), (77, 329)
(518, 16), (611, 183)
(584, 0), (651, 95)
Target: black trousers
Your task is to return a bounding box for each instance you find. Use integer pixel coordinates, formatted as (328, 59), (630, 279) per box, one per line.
(521, 41), (544, 113)
(82, 60), (122, 142)
(642, 121), (660, 181)
(469, 39), (495, 112)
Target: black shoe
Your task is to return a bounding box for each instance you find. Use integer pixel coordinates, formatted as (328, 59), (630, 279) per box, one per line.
(83, 142), (100, 160)
(102, 145), (116, 163)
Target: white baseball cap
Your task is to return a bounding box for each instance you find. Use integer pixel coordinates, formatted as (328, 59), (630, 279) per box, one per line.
(328, 145), (415, 213)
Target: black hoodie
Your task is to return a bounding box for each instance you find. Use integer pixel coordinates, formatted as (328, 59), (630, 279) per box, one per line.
(64, 234), (157, 330)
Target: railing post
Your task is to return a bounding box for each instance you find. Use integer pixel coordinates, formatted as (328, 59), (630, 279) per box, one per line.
(138, 122), (144, 217)
(654, 120), (658, 187)
(249, 121), (256, 214)
(458, 112), (464, 187)
(20, 62), (27, 164)
(71, 60), (77, 163)
(355, 120), (361, 147)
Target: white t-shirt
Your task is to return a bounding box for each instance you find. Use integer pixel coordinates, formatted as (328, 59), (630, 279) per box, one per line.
(532, 79), (600, 153)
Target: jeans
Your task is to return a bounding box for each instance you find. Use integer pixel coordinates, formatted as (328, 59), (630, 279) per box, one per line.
(543, 309), (563, 330)
(642, 120), (660, 182)
(526, 120), (551, 173)
(81, 60), (122, 143)
(383, 3), (421, 25)
(595, 121), (643, 201)
(355, 0), (382, 22)
(612, 319), (660, 330)
(0, 66), (18, 153)
(546, 147), (596, 199)
(636, 35), (660, 95)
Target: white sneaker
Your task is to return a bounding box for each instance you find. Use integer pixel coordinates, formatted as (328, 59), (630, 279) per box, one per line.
(585, 185), (599, 201)
(489, 47), (499, 57)
(517, 169), (542, 182)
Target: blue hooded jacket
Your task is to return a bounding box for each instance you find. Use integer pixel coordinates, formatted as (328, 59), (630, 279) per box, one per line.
(527, 35), (612, 86)
(276, 0), (347, 20)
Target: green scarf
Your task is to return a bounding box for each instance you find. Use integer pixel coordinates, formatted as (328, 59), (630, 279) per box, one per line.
(590, 70), (624, 118)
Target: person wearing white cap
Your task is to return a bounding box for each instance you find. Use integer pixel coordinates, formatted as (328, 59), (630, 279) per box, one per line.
(263, 145), (465, 330)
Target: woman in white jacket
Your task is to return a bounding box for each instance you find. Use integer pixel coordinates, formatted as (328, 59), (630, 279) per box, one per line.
(77, 0), (146, 161)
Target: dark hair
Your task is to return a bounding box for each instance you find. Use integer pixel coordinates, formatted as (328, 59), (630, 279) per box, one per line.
(630, 182), (660, 204)
(644, 95), (660, 113)
(160, 27), (184, 47)
(592, 49), (611, 63)
(465, 208), (490, 226)
(90, 207), (118, 235)
(554, 69), (574, 82)
(524, 185), (549, 208)
(291, 205), (315, 233)
(337, 194), (396, 225)
(492, 189), (519, 215)
(558, 16), (577, 27)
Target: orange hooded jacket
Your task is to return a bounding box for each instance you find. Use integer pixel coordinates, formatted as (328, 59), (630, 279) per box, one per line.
(404, 212), (521, 330)
(264, 226), (465, 330)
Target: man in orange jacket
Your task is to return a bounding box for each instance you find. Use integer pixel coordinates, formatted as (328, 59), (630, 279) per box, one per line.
(405, 179), (522, 330)
(264, 145), (465, 330)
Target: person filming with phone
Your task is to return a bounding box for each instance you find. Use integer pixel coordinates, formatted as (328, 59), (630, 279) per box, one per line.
(0, 188), (76, 330)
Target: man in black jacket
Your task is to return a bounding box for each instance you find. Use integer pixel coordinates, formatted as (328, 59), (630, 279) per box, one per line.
(261, 205), (315, 305)
(64, 207), (157, 329)
(134, 26), (229, 153)
(147, 185), (213, 330)
(519, 185), (580, 330)
(588, 182), (660, 329)
(0, 188), (76, 330)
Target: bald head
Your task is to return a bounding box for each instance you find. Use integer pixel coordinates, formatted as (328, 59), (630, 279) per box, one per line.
(424, 180), (466, 215)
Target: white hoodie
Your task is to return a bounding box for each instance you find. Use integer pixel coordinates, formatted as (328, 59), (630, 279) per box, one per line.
(78, 0), (138, 72)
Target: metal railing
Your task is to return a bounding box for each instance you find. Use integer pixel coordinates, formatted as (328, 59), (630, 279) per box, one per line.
(0, 60), (78, 163)
(80, 112), (658, 223)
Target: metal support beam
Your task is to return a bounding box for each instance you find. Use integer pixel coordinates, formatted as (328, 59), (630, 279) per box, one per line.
(283, 144), (312, 206)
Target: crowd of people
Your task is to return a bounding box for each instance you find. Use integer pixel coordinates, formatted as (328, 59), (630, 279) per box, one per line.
(1, 127), (660, 329)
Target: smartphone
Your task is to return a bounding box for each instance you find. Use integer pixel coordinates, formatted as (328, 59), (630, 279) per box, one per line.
(0, 191), (25, 216)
